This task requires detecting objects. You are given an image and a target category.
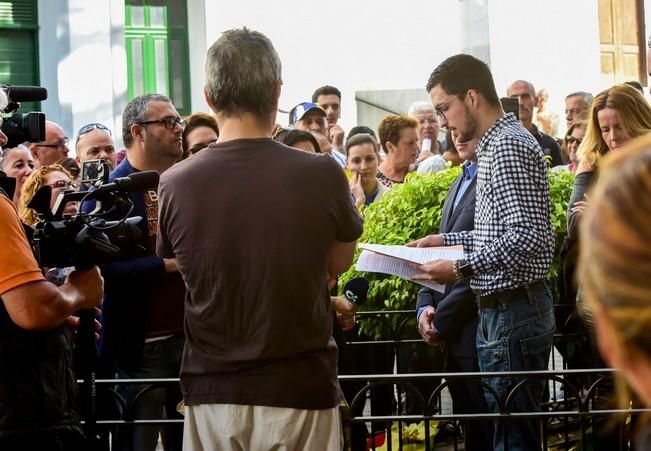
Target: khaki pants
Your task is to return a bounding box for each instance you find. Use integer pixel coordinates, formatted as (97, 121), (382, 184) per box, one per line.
(183, 403), (342, 451)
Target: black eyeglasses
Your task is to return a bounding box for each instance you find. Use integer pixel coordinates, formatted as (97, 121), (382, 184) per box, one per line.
(566, 136), (582, 145)
(138, 116), (187, 130)
(77, 123), (112, 140)
(38, 137), (69, 149)
(435, 91), (468, 121)
(48, 179), (77, 190)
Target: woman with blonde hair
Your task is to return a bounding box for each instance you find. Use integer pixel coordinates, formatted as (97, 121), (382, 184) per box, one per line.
(579, 134), (651, 448)
(557, 85), (651, 448)
(19, 164), (77, 228)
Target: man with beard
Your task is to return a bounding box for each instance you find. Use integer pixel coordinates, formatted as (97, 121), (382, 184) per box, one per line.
(89, 94), (187, 451)
(507, 80), (564, 166)
(409, 54), (555, 451)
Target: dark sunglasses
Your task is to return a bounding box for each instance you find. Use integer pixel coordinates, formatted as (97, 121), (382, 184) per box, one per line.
(566, 136), (582, 145)
(138, 116), (187, 131)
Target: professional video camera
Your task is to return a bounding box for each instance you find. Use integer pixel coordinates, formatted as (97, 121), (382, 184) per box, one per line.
(0, 85), (47, 148)
(27, 170), (159, 269)
(27, 169), (159, 448)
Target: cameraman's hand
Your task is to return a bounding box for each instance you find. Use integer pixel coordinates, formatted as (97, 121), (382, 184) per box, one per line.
(66, 307), (102, 342)
(63, 266), (103, 311)
(163, 258), (178, 273)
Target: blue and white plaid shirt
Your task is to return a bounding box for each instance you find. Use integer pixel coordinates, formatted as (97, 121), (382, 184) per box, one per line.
(443, 114), (554, 296)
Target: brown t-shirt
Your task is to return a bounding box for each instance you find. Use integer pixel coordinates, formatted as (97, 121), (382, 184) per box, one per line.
(157, 138), (363, 410)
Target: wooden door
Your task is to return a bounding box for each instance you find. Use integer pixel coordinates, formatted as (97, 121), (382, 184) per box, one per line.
(599, 0), (646, 86)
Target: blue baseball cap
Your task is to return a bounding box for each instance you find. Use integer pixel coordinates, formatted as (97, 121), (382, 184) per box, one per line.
(289, 102), (326, 126)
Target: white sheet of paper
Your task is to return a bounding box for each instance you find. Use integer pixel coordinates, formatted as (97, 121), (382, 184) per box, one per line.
(355, 244), (465, 293)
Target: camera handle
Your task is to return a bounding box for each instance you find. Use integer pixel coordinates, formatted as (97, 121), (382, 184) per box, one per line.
(75, 263), (103, 450)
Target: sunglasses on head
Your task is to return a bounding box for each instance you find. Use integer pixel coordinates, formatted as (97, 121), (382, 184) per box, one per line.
(76, 123), (112, 143)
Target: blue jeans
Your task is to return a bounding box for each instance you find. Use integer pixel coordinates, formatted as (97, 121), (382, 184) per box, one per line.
(476, 283), (555, 451)
(113, 335), (184, 451)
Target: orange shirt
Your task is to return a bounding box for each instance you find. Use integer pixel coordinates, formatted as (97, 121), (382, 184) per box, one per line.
(0, 195), (44, 295)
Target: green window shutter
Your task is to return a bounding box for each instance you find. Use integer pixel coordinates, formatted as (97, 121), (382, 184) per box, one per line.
(0, 0), (39, 112)
(125, 0), (190, 115)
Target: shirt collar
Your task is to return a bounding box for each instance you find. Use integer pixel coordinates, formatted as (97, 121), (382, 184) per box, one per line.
(462, 161), (478, 180)
(476, 113), (518, 156)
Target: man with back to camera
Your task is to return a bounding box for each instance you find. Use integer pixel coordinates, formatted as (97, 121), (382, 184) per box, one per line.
(507, 80), (565, 166)
(409, 54), (555, 451)
(157, 27), (362, 450)
(0, 88), (104, 449)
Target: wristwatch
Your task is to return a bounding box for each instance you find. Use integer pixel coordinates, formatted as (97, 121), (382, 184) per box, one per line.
(454, 259), (474, 280)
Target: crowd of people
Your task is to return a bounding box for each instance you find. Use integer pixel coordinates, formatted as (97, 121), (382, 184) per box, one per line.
(1, 26), (651, 451)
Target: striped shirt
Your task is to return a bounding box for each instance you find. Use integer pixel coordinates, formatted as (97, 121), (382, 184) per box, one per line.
(443, 114), (554, 296)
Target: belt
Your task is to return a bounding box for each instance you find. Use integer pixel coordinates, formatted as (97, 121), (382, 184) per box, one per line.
(478, 280), (548, 309)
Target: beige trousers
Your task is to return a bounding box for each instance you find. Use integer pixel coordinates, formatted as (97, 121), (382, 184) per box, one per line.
(183, 403), (343, 451)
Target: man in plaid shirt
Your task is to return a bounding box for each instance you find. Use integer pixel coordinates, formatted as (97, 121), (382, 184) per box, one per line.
(409, 54), (555, 451)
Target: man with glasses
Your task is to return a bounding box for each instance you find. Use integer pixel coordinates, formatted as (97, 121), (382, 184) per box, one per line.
(409, 54), (555, 451)
(89, 94), (186, 451)
(29, 120), (70, 168)
(75, 123), (117, 171)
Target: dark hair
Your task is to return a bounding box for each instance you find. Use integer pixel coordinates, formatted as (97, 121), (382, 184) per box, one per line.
(276, 129), (321, 153)
(345, 133), (378, 157)
(182, 112), (219, 156)
(311, 85), (341, 103)
(348, 125), (377, 140)
(205, 28), (282, 118)
(378, 114), (418, 152)
(625, 80), (644, 95)
(426, 54), (500, 107)
(122, 93), (172, 148)
(56, 157), (80, 178)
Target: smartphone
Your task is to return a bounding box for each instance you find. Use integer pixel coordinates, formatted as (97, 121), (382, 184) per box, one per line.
(500, 97), (520, 121)
(81, 159), (110, 185)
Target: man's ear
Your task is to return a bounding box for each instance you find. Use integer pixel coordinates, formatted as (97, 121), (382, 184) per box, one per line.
(203, 86), (215, 112)
(131, 123), (143, 141)
(385, 141), (395, 154)
(29, 145), (39, 161)
(466, 89), (479, 109)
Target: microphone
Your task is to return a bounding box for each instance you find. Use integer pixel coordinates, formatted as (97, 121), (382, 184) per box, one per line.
(342, 277), (369, 306)
(5, 85), (48, 103)
(87, 170), (159, 199)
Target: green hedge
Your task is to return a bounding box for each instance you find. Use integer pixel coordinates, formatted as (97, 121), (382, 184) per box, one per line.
(340, 167), (576, 339)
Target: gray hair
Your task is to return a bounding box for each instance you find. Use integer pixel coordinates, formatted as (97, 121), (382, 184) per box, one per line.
(407, 101), (435, 117)
(566, 91), (594, 109)
(122, 93), (171, 148)
(204, 28), (282, 118)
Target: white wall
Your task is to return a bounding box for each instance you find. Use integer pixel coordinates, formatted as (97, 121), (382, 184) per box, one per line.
(39, 0), (123, 150)
(487, 0), (602, 135)
(203, 0), (466, 131)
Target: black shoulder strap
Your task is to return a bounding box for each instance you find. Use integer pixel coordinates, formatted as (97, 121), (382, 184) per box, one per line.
(0, 169), (16, 199)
